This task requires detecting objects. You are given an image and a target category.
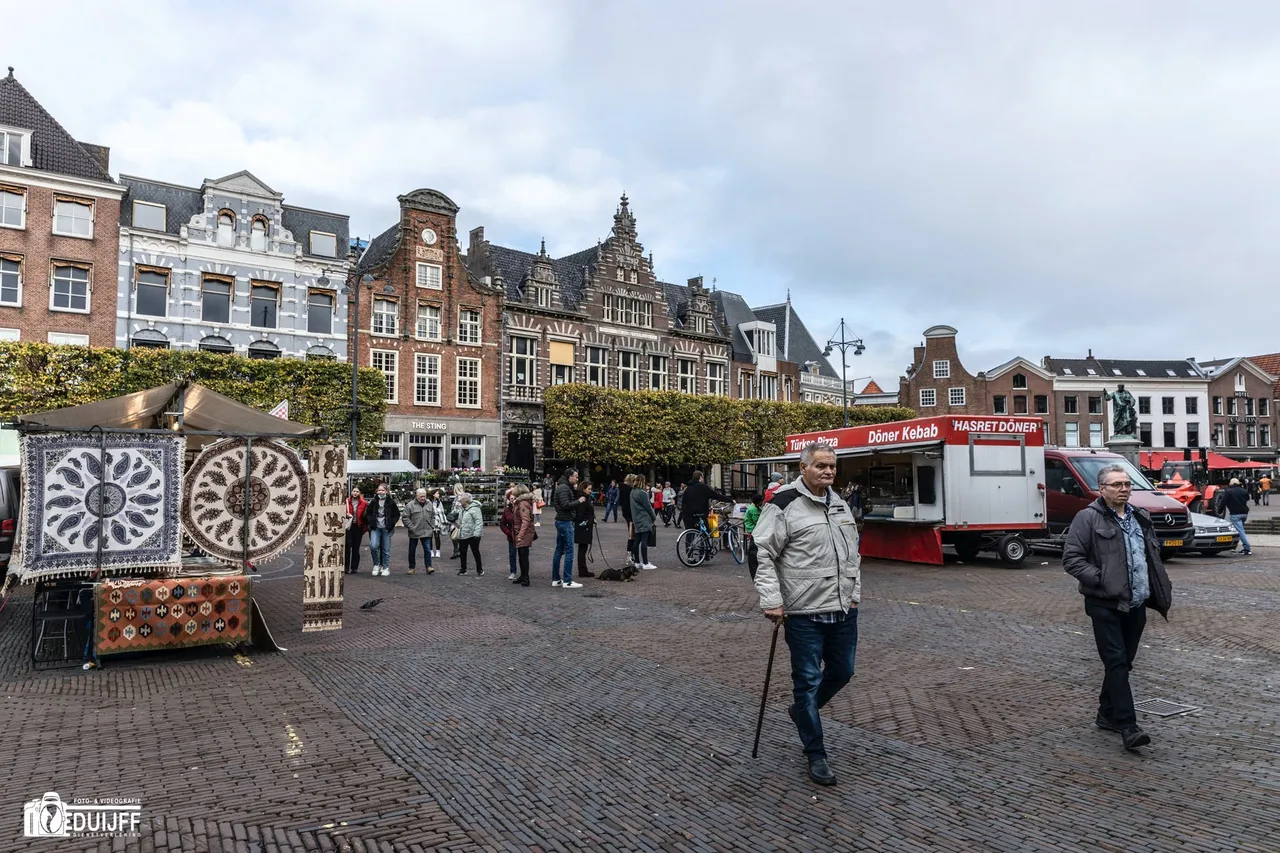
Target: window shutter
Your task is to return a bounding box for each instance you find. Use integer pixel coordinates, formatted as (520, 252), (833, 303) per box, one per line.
(549, 341), (575, 366)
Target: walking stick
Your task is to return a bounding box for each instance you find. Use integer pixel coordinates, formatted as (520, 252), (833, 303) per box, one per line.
(752, 617), (783, 759)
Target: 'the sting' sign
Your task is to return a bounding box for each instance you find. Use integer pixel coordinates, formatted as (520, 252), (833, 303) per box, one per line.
(785, 416), (1044, 454)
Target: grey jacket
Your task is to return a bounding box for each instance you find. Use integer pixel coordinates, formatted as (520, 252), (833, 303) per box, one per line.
(1063, 498), (1172, 618)
(402, 499), (436, 539)
(753, 480), (861, 615)
(630, 488), (657, 533)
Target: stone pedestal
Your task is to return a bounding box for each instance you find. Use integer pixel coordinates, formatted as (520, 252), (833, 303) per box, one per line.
(1106, 435), (1142, 469)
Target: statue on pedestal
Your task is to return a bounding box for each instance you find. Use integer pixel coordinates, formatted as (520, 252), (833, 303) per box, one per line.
(1105, 384), (1137, 438)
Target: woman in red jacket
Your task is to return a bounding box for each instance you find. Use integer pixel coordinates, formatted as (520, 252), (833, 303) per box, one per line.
(343, 487), (368, 574)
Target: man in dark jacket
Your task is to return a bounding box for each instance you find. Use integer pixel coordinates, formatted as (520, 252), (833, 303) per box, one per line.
(1220, 477), (1252, 555)
(550, 469), (586, 589)
(1063, 463), (1173, 751)
(679, 471), (732, 530)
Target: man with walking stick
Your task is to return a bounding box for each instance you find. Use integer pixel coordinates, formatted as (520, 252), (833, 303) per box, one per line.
(752, 442), (861, 786)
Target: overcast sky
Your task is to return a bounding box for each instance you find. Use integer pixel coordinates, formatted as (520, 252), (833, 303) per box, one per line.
(10, 1), (1280, 390)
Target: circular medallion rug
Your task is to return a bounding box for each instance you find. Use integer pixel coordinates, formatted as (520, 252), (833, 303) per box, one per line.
(182, 437), (309, 566)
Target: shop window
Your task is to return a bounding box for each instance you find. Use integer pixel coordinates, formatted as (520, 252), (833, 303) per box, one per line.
(450, 434), (484, 469)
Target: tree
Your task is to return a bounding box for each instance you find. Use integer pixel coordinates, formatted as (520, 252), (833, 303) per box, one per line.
(543, 384), (915, 466)
(0, 343), (388, 456)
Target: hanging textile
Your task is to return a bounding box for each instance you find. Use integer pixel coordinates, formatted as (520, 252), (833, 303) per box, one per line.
(94, 575), (252, 655)
(14, 433), (184, 583)
(302, 444), (346, 632)
(182, 437), (309, 567)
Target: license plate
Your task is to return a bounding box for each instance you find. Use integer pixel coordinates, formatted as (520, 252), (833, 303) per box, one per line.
(1163, 539), (1183, 547)
(1216, 535), (1234, 543)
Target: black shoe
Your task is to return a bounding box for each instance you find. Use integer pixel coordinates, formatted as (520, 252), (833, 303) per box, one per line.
(512, 575), (522, 584)
(579, 570), (596, 578)
(520, 576), (530, 587)
(477, 569), (484, 577)
(806, 756), (837, 786)
(458, 569), (467, 575)
(1121, 725), (1151, 750)
(1095, 712), (1123, 733)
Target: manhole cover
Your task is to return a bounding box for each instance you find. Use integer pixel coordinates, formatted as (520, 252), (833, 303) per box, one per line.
(1134, 698), (1199, 717)
(711, 612), (752, 622)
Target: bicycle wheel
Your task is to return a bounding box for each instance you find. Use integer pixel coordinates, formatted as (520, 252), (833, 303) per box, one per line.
(725, 525), (745, 564)
(676, 528), (711, 567)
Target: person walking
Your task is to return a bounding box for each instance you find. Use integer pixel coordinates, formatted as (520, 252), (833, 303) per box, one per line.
(604, 479), (620, 523)
(1220, 477), (1253, 555)
(454, 492), (485, 576)
(1261, 473), (1272, 506)
(343, 487), (368, 575)
(551, 468), (585, 589)
(629, 474), (658, 570)
(752, 443), (861, 787)
(575, 480), (597, 578)
(620, 474), (636, 565)
(448, 482), (466, 558)
(675, 482), (687, 527)
(402, 488), (436, 575)
(1063, 462), (1174, 751)
(652, 482), (665, 526)
(499, 484), (519, 580)
(532, 484), (545, 527)
(511, 484), (536, 586)
(361, 483), (400, 577)
(430, 490), (449, 558)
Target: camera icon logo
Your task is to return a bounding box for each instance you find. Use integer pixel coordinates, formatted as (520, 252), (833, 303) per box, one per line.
(24, 792), (68, 837)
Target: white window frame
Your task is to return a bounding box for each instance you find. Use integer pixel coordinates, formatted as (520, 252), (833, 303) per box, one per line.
(919, 388), (937, 407)
(1089, 422), (1104, 447)
(50, 264), (90, 313)
(536, 286), (552, 308)
(0, 127), (30, 167)
(649, 355), (668, 390)
(0, 187), (26, 230)
(456, 356), (481, 408)
(618, 351), (639, 391)
(371, 298), (398, 336)
(510, 335), (537, 387)
(948, 387), (966, 406)
(370, 349), (398, 403)
(250, 216), (268, 251)
(47, 331), (89, 346)
(551, 364), (572, 385)
(53, 198), (94, 239)
(416, 262), (442, 290)
(216, 211), (236, 247)
(134, 268), (169, 318)
(759, 374), (778, 401)
(1065, 422), (1079, 448)
(458, 308), (481, 344)
(932, 359), (950, 379)
(132, 200), (166, 232)
(586, 346), (608, 386)
(249, 282), (280, 329)
(307, 290), (334, 335)
(201, 276), (233, 324)
(677, 358), (696, 394)
(309, 230), (338, 258)
(414, 353), (441, 406)
(707, 361), (726, 396)
(0, 327), (18, 341)
(415, 302), (442, 341)
(0, 254), (22, 307)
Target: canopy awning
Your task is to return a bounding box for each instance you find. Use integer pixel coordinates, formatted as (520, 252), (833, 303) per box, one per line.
(1141, 450), (1271, 471)
(14, 382), (322, 439)
(347, 460), (419, 476)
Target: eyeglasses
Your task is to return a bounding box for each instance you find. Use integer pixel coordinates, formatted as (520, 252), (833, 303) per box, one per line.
(1102, 481), (1133, 489)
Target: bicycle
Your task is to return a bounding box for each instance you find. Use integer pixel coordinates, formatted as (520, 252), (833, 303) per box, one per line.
(676, 503), (746, 567)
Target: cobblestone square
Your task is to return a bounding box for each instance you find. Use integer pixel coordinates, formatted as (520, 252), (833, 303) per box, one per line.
(1, 521), (1277, 852)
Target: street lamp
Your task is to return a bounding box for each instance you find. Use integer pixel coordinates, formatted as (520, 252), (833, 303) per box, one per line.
(823, 318), (866, 428)
(328, 270), (375, 458)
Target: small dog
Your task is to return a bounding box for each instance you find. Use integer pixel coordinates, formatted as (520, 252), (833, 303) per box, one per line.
(597, 563), (639, 582)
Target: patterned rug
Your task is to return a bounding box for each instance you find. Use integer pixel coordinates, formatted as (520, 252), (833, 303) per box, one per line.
(182, 438), (309, 567)
(13, 433), (184, 584)
(303, 443), (346, 632)
(94, 575), (252, 656)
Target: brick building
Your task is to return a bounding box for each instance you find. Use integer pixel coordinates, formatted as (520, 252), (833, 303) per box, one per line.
(116, 170), (350, 358)
(466, 195), (733, 473)
(1199, 357), (1278, 461)
(0, 69), (125, 347)
(710, 290), (803, 403)
(354, 189), (504, 468)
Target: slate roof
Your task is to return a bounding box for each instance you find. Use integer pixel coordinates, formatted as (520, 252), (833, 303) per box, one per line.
(358, 223), (401, 273)
(752, 302), (838, 378)
(710, 290), (759, 361)
(476, 242), (597, 311)
(0, 69), (113, 182)
(1042, 357), (1205, 380)
(281, 205), (350, 260)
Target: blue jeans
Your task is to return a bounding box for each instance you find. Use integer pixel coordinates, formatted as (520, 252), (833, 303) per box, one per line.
(408, 537), (432, 570)
(552, 519), (576, 583)
(369, 528), (393, 568)
(604, 501), (619, 522)
(1230, 514), (1251, 552)
(784, 610), (859, 758)
(508, 540), (518, 575)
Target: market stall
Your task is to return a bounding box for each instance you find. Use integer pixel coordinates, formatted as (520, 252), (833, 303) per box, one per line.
(3, 381), (341, 667)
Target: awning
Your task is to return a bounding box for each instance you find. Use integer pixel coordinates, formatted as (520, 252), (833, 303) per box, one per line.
(14, 382), (322, 438)
(1141, 450), (1272, 471)
(347, 460), (420, 476)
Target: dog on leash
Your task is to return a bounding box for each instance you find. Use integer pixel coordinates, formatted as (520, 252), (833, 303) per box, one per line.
(597, 563), (639, 582)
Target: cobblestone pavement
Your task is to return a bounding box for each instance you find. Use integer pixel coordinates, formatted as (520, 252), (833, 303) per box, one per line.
(1, 520), (1277, 852)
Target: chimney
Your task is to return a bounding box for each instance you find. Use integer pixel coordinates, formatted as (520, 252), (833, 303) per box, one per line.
(687, 275), (703, 290)
(913, 345), (925, 367)
(1087, 348), (1093, 359)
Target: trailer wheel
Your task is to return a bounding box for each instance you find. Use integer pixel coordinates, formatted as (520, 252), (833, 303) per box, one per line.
(1188, 498), (1203, 514)
(996, 534), (1027, 566)
(953, 540), (982, 562)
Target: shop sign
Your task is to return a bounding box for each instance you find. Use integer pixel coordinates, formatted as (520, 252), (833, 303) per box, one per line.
(409, 420), (448, 430)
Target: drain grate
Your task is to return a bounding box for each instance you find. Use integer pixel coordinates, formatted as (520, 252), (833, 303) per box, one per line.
(1134, 698), (1200, 717)
(710, 612), (752, 622)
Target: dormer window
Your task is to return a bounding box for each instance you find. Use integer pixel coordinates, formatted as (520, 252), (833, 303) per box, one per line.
(216, 211), (235, 247)
(536, 286), (552, 308)
(0, 127), (30, 167)
(1236, 373), (1246, 391)
(250, 216), (268, 251)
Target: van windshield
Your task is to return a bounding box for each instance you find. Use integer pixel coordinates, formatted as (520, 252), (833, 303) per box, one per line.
(1070, 457), (1155, 491)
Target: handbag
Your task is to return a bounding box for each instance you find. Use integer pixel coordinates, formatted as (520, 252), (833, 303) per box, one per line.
(449, 524), (460, 541)
(342, 515), (353, 532)
(647, 528), (657, 547)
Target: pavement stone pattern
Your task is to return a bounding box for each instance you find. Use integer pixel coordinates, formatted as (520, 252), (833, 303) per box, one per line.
(0, 519), (1277, 851)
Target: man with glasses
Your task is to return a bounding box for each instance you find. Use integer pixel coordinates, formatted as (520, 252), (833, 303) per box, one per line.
(1064, 463), (1173, 751)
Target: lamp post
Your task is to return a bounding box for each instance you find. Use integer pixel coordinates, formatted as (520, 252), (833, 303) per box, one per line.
(327, 270), (375, 458)
(823, 319), (866, 428)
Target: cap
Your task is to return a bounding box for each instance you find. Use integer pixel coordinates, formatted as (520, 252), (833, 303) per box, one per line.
(770, 472), (784, 482)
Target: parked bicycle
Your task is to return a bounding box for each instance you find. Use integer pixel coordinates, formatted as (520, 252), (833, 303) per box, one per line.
(676, 502), (745, 567)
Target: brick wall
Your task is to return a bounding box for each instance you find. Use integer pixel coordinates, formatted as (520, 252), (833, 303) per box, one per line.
(1207, 364), (1277, 452)
(0, 184), (120, 346)
(899, 331), (986, 415)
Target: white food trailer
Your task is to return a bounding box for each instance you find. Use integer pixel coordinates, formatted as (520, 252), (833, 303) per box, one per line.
(750, 415), (1048, 565)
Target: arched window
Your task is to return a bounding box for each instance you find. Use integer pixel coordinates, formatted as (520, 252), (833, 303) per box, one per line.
(1012, 373), (1027, 389)
(216, 210), (235, 247)
(130, 329), (169, 350)
(250, 216), (268, 251)
(247, 340), (281, 360)
(198, 335), (234, 354)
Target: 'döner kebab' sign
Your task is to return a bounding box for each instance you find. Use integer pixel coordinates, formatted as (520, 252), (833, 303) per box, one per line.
(784, 415), (1045, 455)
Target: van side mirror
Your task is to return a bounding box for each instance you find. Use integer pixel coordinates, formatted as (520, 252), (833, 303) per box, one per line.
(1061, 478), (1082, 497)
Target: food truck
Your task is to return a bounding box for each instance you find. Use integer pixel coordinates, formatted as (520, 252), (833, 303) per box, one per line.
(760, 415), (1048, 566)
